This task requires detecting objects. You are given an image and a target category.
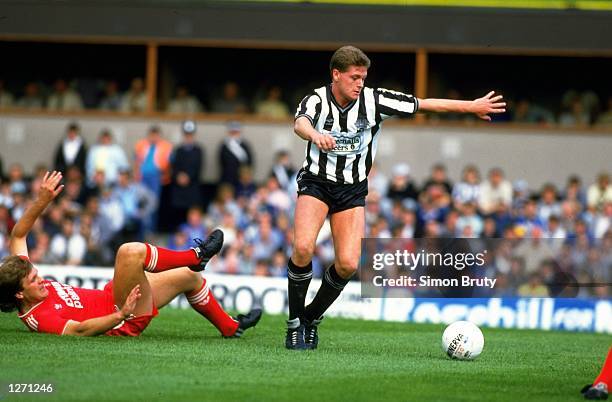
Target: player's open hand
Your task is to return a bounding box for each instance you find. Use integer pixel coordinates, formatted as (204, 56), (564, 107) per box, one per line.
(471, 91), (506, 121)
(39, 171), (64, 203)
(312, 132), (336, 152)
(120, 285), (142, 319)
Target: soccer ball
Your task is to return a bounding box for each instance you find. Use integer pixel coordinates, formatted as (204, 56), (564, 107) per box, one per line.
(441, 321), (484, 360)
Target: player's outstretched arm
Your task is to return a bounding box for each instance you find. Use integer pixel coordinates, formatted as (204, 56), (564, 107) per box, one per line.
(294, 116), (336, 151)
(63, 285), (142, 336)
(418, 91), (506, 121)
(9, 171), (64, 256)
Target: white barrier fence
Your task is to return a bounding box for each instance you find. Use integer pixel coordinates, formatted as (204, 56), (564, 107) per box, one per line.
(38, 265), (612, 334)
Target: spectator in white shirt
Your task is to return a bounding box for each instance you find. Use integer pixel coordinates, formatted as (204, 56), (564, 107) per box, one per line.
(120, 77), (147, 113)
(479, 167), (513, 215)
(46, 79), (84, 111)
(86, 129), (129, 187)
(593, 201), (611, 239)
(587, 172), (612, 211)
(167, 86), (203, 114)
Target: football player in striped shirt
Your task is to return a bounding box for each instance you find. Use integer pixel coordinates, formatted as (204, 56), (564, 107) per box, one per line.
(286, 45), (505, 350)
(0, 171), (261, 337)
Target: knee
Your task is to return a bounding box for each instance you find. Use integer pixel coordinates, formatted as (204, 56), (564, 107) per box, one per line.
(186, 269), (201, 285)
(117, 242), (147, 262)
(335, 255), (359, 279)
(292, 240), (316, 264)
(182, 269), (203, 291)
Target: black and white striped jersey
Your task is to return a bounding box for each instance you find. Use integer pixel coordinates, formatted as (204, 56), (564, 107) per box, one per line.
(295, 84), (418, 184)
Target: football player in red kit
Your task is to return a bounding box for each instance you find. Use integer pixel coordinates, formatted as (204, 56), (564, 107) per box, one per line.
(0, 171), (261, 337)
(582, 346), (611, 400)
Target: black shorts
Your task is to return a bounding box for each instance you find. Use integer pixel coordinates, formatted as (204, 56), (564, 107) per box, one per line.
(296, 169), (368, 214)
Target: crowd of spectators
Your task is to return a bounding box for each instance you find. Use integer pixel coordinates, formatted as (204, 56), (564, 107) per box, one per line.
(430, 88), (612, 128)
(0, 79), (293, 119)
(362, 163), (610, 298)
(0, 121), (610, 298)
(0, 78), (148, 113)
(2, 78), (612, 127)
(0, 120), (256, 266)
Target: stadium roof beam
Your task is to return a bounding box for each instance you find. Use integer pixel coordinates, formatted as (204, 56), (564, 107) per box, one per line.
(146, 42), (158, 114)
(414, 48), (428, 123)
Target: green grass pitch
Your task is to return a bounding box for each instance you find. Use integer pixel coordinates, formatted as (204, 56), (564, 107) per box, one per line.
(0, 308), (609, 402)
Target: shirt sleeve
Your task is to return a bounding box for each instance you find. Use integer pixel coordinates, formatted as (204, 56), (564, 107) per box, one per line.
(30, 311), (72, 335)
(375, 88), (419, 120)
(294, 93), (322, 126)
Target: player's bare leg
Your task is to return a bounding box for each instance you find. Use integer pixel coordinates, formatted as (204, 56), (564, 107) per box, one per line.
(112, 230), (224, 317)
(329, 206), (365, 279)
(291, 195), (329, 267)
(147, 269), (203, 307)
(302, 206), (365, 349)
(113, 242), (154, 317)
(286, 195), (328, 349)
(146, 269), (261, 337)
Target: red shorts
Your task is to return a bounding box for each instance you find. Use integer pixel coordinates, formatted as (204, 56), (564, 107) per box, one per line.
(103, 280), (159, 337)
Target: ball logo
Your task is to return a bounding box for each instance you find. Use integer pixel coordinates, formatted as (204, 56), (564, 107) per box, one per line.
(446, 333), (463, 358)
(442, 321), (483, 360)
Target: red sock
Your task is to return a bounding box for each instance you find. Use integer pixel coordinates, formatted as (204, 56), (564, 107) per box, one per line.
(594, 347), (612, 387)
(186, 278), (239, 337)
(143, 244), (199, 273)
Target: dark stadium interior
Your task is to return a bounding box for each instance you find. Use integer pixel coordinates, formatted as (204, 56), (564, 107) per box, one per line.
(2, 41), (612, 126)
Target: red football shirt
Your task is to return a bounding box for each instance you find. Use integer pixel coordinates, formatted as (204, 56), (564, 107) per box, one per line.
(18, 280), (115, 335)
